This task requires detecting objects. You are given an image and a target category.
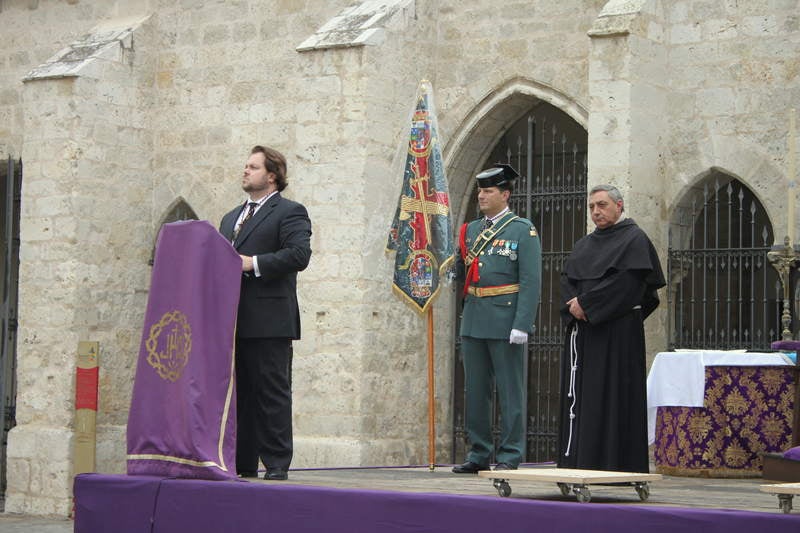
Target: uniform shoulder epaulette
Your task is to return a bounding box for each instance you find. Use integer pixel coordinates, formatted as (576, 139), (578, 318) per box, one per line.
(510, 217), (533, 226)
(511, 217), (538, 237)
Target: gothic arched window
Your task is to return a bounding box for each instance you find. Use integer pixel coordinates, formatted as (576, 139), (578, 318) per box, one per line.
(668, 174), (781, 349)
(149, 197), (199, 265)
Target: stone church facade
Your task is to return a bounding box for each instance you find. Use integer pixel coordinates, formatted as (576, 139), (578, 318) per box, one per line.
(0, 0), (797, 516)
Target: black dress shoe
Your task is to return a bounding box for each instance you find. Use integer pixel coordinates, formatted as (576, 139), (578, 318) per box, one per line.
(238, 471), (258, 478)
(264, 469), (288, 481)
(452, 461), (489, 474)
(493, 463), (517, 471)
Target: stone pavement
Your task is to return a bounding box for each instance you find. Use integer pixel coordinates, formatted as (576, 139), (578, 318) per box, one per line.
(0, 465), (795, 531)
(0, 513), (73, 532)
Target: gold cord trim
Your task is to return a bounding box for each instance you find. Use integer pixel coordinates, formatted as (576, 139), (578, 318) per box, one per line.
(466, 283), (520, 297)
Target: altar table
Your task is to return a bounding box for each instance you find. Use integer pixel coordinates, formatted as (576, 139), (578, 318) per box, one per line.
(647, 350), (795, 477)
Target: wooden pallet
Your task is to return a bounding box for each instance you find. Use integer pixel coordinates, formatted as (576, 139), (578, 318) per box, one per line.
(478, 467), (662, 502)
(760, 482), (800, 514)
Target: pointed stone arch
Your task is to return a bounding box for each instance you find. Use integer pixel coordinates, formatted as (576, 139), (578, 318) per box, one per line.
(443, 77), (588, 226)
(149, 197), (199, 265)
(667, 133), (788, 247)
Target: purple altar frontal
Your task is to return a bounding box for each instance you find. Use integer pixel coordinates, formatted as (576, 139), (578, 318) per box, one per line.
(654, 365), (795, 477)
(74, 473), (800, 533)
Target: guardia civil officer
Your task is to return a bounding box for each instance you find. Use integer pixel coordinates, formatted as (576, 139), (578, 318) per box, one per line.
(453, 164), (542, 473)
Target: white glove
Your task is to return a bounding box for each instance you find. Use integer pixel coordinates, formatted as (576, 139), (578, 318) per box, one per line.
(509, 329), (528, 344)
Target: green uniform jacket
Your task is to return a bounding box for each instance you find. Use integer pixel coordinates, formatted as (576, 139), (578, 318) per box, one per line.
(458, 212), (542, 339)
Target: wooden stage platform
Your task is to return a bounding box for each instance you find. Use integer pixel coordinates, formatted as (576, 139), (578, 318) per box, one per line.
(238, 464), (788, 512)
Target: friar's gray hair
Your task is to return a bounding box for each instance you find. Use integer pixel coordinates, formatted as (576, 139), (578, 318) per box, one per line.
(589, 184), (624, 207)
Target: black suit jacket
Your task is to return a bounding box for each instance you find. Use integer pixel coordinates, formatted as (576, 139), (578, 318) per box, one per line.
(219, 193), (312, 339)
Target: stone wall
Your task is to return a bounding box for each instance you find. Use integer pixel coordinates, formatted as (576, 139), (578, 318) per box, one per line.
(584, 0), (800, 353)
(660, 0), (798, 241)
(4, 10), (157, 514)
(586, 0), (671, 351)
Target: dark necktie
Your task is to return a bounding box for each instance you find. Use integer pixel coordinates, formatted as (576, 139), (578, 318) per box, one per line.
(233, 202), (257, 240)
(483, 218), (494, 231)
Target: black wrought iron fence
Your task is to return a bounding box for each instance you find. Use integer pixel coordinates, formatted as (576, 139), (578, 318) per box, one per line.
(668, 177), (783, 349)
(1, 157), (21, 502)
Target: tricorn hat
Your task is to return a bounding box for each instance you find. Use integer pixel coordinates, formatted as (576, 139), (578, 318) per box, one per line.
(475, 163), (520, 189)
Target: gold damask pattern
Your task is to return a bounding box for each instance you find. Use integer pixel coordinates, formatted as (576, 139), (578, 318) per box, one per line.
(654, 366), (795, 477)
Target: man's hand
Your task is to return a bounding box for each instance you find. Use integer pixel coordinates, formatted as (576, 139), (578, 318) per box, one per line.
(566, 297), (586, 321)
(240, 254), (254, 272)
(509, 329), (528, 344)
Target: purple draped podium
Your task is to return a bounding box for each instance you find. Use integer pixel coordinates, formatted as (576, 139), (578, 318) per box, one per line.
(127, 220), (241, 480)
(654, 365), (795, 477)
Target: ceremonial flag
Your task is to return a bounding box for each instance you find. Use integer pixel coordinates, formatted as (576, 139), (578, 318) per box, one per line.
(387, 80), (454, 313)
(127, 220), (241, 481)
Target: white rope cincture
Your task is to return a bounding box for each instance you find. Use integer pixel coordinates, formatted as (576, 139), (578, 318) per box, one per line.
(564, 323), (579, 457)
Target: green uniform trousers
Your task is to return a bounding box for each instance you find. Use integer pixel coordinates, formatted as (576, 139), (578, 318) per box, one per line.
(462, 336), (525, 467)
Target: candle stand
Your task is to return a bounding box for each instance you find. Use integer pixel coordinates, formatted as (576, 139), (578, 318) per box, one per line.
(767, 237), (799, 341)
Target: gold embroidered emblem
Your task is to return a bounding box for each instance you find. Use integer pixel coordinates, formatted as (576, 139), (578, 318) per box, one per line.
(146, 310), (192, 382)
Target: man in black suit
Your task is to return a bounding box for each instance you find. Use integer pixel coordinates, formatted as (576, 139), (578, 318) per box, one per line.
(219, 145), (312, 481)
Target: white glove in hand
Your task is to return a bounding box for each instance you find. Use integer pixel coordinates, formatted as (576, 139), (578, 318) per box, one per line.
(509, 329), (528, 344)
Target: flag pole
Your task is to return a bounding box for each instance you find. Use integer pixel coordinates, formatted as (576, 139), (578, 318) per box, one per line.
(427, 306), (436, 471)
